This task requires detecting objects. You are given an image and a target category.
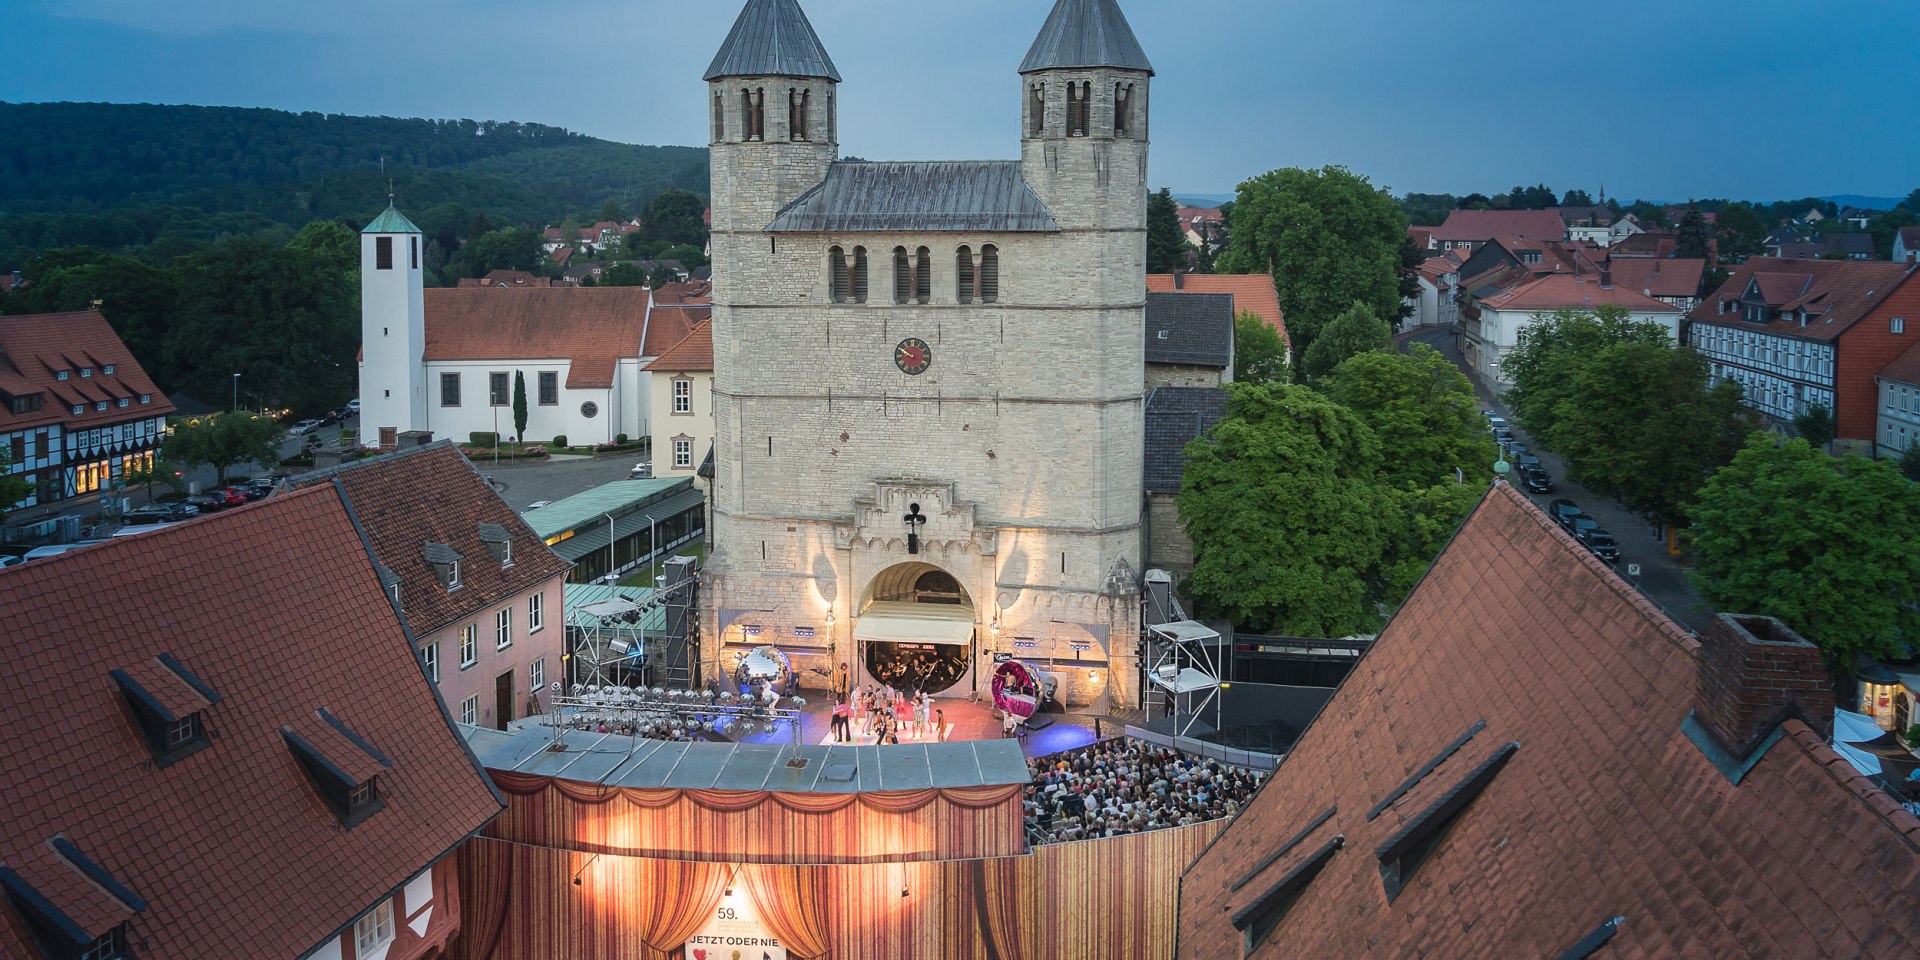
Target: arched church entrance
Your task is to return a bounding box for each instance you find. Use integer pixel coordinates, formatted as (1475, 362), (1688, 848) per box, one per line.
(855, 562), (977, 696)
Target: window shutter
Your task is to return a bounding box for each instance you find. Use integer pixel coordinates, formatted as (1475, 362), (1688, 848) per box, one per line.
(980, 244), (999, 303)
(894, 247), (911, 303)
(852, 247), (869, 303)
(914, 247), (931, 304)
(829, 246), (849, 303)
(956, 246), (974, 304)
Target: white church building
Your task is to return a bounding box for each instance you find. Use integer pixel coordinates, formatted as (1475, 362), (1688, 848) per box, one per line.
(357, 205), (711, 462)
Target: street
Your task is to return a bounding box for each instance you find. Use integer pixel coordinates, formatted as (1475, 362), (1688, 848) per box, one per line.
(1400, 325), (1718, 633)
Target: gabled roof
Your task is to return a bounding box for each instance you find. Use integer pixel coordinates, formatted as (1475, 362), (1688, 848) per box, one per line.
(1431, 209), (1566, 243)
(1478, 271), (1682, 314)
(766, 161), (1059, 232)
(361, 204), (420, 235)
(703, 0), (841, 82)
(1144, 292), (1233, 368)
(1019, 0), (1154, 75)
(1599, 257), (1706, 300)
(420, 287), (649, 388)
(286, 442), (571, 637)
(0, 311), (175, 433)
(1178, 484), (1920, 958)
(1143, 386), (1227, 493)
(1880, 339), (1920, 386)
(643, 319), (714, 372)
(1688, 257), (1916, 342)
(0, 485), (501, 960)
(1146, 274), (1287, 345)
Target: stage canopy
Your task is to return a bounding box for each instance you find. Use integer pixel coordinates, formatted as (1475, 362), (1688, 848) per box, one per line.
(854, 600), (976, 646)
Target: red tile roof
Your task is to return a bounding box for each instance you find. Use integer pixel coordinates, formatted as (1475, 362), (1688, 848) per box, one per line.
(0, 311), (175, 432)
(1146, 274), (1287, 345)
(1178, 484), (1920, 959)
(1878, 339), (1920, 386)
(643, 319), (713, 372)
(287, 442), (571, 638)
(1407, 226), (1435, 249)
(1688, 257), (1917, 342)
(0, 485), (501, 960)
(422, 287), (648, 388)
(1478, 271), (1682, 314)
(1432, 209), (1566, 243)
(1602, 256), (1706, 300)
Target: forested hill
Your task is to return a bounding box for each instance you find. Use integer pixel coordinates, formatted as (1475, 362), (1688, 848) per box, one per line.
(0, 102), (708, 261)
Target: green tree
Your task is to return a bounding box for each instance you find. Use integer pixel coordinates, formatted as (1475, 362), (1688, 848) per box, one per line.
(1561, 188), (1594, 207)
(0, 447), (30, 520)
(445, 226), (548, 280)
(1900, 444), (1920, 482)
(1500, 305), (1670, 442)
(1215, 166), (1406, 363)
(1177, 383), (1393, 636)
(1378, 481), (1482, 605)
(1232, 310), (1288, 383)
(123, 457), (183, 502)
(1146, 187), (1188, 274)
(1792, 404), (1836, 451)
(1714, 202), (1768, 260)
(512, 371), (529, 442)
(1691, 435), (1920, 661)
(1300, 301), (1390, 381)
(645, 263), (682, 289)
(643, 188), (707, 248)
(1321, 344), (1497, 489)
(1901, 188), (1920, 214)
(1675, 208), (1714, 260)
(2, 247), (179, 372)
(1867, 208), (1919, 260)
(600, 261), (646, 286)
(162, 413), (288, 484)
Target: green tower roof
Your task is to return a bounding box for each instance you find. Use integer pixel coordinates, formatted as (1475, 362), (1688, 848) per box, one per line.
(361, 205), (422, 235)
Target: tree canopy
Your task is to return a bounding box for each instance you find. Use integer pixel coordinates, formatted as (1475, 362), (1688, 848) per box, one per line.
(1232, 310), (1288, 383)
(1320, 345), (1497, 490)
(0, 447), (29, 520)
(1675, 208), (1714, 259)
(1146, 187), (1189, 274)
(1300, 301), (1391, 381)
(1691, 435), (1920, 662)
(162, 413), (288, 485)
(1215, 166), (1406, 365)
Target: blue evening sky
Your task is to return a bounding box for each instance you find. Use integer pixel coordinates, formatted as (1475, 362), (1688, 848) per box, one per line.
(3, 0), (1916, 203)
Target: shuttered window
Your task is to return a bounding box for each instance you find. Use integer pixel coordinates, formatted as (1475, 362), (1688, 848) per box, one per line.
(713, 92), (725, 142)
(851, 246), (868, 303)
(980, 244), (999, 303)
(956, 246), (975, 304)
(375, 236), (393, 270)
(894, 247), (912, 304)
(830, 246), (850, 303)
(914, 247), (931, 304)
(1030, 84), (1046, 137)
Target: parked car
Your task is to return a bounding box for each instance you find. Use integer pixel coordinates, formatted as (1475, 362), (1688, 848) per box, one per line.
(1547, 499), (1582, 531)
(125, 503), (196, 525)
(225, 485), (266, 502)
(23, 542), (107, 561)
(1519, 466), (1554, 494)
(289, 419), (324, 436)
(245, 478), (279, 497)
(185, 493), (229, 512)
(629, 462), (653, 480)
(1517, 454), (1542, 470)
(346, 399), (360, 414)
(1505, 442), (1529, 458)
(0, 554), (22, 568)
(1493, 426), (1515, 444)
(1486, 415), (1508, 431)
(1569, 516), (1602, 543)
(1579, 528), (1620, 563)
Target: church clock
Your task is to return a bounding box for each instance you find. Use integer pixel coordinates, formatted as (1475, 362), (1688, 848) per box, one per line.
(894, 337), (932, 375)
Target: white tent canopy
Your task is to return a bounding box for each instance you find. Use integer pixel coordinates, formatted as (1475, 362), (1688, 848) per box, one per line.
(578, 597), (641, 620)
(854, 600), (977, 646)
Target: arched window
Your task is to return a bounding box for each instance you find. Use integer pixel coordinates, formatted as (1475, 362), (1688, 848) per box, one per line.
(740, 89), (755, 141)
(1067, 81), (1091, 137)
(914, 247), (931, 304)
(789, 88), (809, 141)
(743, 88), (764, 141)
(829, 246), (849, 303)
(956, 246), (975, 304)
(894, 247), (912, 304)
(851, 246), (868, 303)
(713, 91), (725, 142)
(980, 244), (999, 303)
(1029, 84), (1046, 137)
(1114, 83), (1133, 137)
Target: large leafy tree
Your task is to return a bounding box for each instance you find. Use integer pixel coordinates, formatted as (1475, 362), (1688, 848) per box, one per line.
(1321, 345), (1497, 489)
(2, 247), (179, 371)
(1500, 305), (1670, 442)
(1146, 187), (1189, 274)
(162, 413), (288, 484)
(1214, 166), (1406, 364)
(1692, 435), (1920, 662)
(1177, 383), (1394, 636)
(1232, 310), (1287, 383)
(1713, 202), (1768, 260)
(643, 188), (707, 248)
(0, 447), (29, 520)
(444, 226), (549, 280)
(1300, 301), (1390, 382)
(1378, 481), (1483, 606)
(1675, 207), (1714, 259)
(1791, 404), (1836, 451)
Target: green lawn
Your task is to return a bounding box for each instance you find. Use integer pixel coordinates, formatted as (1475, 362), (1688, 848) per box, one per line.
(618, 538), (706, 586)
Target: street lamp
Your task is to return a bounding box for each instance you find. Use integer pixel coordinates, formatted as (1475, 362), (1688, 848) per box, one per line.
(231, 373), (241, 413)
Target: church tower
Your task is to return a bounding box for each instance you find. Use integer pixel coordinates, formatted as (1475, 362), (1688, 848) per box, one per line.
(357, 204), (427, 448)
(704, 0), (840, 242)
(1018, 0), (1154, 235)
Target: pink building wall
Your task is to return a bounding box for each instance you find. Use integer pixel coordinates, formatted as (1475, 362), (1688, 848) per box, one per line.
(422, 574), (568, 730)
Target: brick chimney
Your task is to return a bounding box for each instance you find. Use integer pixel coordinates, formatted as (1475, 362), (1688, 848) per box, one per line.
(1694, 613), (1834, 758)
(1173, 272), (1185, 290)
(1600, 267), (1613, 289)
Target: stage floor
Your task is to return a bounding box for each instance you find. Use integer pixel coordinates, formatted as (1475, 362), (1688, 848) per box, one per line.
(734, 693), (1106, 760)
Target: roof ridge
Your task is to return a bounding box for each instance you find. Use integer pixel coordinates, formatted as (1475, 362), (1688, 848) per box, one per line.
(283, 438), (460, 487)
(1779, 720), (1920, 846)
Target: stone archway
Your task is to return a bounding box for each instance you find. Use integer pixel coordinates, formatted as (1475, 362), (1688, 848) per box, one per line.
(855, 560), (978, 696)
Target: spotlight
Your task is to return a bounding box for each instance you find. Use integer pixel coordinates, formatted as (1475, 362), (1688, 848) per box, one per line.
(572, 877), (582, 887)
(901, 887), (910, 899)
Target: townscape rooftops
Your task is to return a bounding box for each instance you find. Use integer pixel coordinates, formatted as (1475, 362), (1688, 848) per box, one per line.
(1879, 339), (1920, 386)
(1177, 483), (1920, 958)
(1431, 208), (1567, 243)
(643, 319), (714, 373)
(420, 286), (650, 388)
(1146, 273), (1288, 345)
(1688, 257), (1916, 342)
(0, 484), (501, 960)
(1143, 386), (1227, 494)
(1478, 271), (1681, 314)
(767, 161), (1060, 233)
(1019, 0), (1154, 75)
(1601, 256), (1706, 300)
(1144, 292), (1233, 369)
(0, 310), (176, 433)
(287, 441), (571, 637)
(703, 0), (841, 82)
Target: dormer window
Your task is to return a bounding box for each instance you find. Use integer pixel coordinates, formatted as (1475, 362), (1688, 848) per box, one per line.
(56, 371), (69, 381)
(116, 398), (128, 408)
(477, 522), (513, 567)
(139, 395), (150, 404)
(79, 368), (91, 378)
(0, 848), (140, 960)
(283, 710), (390, 829)
(75, 926), (128, 960)
(110, 654), (218, 768)
(1374, 742), (1518, 902)
(102, 364), (114, 375)
(425, 543), (462, 590)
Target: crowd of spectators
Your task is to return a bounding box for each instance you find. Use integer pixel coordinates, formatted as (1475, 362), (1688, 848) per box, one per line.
(1023, 738), (1266, 844)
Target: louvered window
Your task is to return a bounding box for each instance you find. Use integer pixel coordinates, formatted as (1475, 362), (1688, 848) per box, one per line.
(914, 247), (931, 304)
(894, 247), (912, 303)
(980, 244), (999, 303)
(713, 92), (725, 142)
(1067, 82), (1091, 137)
(830, 246), (850, 303)
(1030, 84), (1046, 137)
(851, 246), (868, 303)
(743, 88), (764, 141)
(1115, 83), (1133, 137)
(956, 246), (975, 304)
(375, 236), (393, 270)
(790, 88), (810, 141)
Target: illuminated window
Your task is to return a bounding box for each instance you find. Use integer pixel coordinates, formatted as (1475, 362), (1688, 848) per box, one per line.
(460, 625), (478, 668)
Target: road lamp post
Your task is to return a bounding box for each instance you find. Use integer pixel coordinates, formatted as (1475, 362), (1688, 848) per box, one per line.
(231, 373), (240, 413)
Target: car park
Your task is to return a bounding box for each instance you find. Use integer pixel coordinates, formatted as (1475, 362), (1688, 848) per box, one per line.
(1519, 466), (1553, 493)
(1579, 529), (1620, 563)
(1547, 499), (1582, 531)
(185, 493), (229, 512)
(125, 503), (196, 525)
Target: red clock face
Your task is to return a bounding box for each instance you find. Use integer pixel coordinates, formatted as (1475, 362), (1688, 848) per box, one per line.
(894, 337), (932, 375)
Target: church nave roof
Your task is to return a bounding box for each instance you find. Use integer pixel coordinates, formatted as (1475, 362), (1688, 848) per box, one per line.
(765, 160), (1058, 233)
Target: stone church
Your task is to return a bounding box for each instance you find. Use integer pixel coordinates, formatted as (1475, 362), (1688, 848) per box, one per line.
(701, 0), (1163, 712)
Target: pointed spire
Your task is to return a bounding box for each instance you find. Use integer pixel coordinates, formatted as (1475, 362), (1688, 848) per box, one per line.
(704, 0), (841, 82)
(1019, 0), (1154, 76)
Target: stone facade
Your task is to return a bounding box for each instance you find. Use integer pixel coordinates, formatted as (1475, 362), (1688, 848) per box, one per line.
(700, 4), (1150, 711)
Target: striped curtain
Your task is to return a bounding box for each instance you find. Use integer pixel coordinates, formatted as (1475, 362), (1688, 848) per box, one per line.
(743, 864), (833, 959)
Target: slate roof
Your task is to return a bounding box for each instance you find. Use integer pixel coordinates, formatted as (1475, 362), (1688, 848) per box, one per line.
(286, 442), (571, 638)
(766, 161), (1059, 232)
(1147, 273), (1288, 345)
(1689, 257), (1916, 342)
(1145, 292), (1233, 368)
(420, 287), (648, 388)
(703, 0), (841, 82)
(1178, 484), (1920, 958)
(0, 311), (175, 433)
(1143, 386), (1227, 494)
(0, 485), (502, 960)
(1019, 0), (1155, 75)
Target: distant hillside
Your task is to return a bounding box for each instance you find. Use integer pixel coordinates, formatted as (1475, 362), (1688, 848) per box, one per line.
(1821, 194), (1905, 212)
(0, 102), (709, 264)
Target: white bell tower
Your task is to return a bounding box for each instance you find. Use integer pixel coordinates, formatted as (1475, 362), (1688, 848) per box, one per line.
(357, 201), (428, 448)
